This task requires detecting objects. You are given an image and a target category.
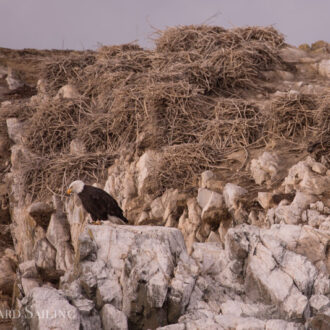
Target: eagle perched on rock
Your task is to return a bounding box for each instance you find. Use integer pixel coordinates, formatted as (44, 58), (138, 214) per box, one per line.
(66, 180), (128, 224)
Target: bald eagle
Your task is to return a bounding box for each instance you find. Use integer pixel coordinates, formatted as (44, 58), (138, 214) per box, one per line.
(66, 180), (128, 224)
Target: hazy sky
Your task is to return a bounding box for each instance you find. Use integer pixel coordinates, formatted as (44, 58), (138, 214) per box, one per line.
(1, 0), (329, 50)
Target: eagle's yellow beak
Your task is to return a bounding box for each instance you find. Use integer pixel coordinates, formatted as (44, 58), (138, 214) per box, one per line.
(66, 188), (72, 195)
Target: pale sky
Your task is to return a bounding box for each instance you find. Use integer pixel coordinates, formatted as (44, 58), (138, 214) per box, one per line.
(1, 0), (329, 50)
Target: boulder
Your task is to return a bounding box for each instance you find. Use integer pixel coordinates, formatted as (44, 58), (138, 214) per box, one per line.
(274, 192), (317, 225)
(6, 118), (25, 144)
(101, 304), (128, 330)
(178, 198), (201, 253)
(23, 287), (80, 330)
(318, 59), (330, 78)
(33, 238), (59, 279)
(6, 68), (24, 90)
(66, 224), (196, 329)
(136, 150), (160, 195)
(200, 170), (224, 192)
(55, 84), (80, 99)
(197, 188), (226, 227)
(283, 157), (330, 195)
(250, 152), (279, 186)
(223, 183), (247, 211)
(19, 260), (38, 278)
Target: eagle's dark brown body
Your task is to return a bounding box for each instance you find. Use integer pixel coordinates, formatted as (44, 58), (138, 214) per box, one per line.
(78, 185), (128, 223)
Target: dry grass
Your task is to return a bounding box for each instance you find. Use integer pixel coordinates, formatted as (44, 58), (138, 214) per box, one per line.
(267, 93), (329, 140)
(4, 25), (327, 199)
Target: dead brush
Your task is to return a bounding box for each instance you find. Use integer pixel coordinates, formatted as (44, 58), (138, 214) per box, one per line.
(41, 52), (96, 96)
(17, 25), (309, 199)
(198, 98), (263, 150)
(25, 98), (89, 155)
(267, 93), (321, 140)
(21, 153), (114, 199)
(155, 25), (284, 53)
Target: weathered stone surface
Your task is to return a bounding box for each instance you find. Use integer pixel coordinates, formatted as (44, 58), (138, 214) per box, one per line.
(55, 84), (80, 99)
(19, 260), (38, 278)
(245, 242), (309, 319)
(96, 276), (122, 310)
(258, 192), (273, 209)
(200, 170), (224, 193)
(23, 287), (80, 330)
(33, 238), (57, 277)
(274, 192), (317, 225)
(21, 278), (40, 296)
(46, 199), (71, 248)
(67, 224), (195, 329)
(197, 188), (225, 226)
(318, 59), (330, 78)
(223, 183), (247, 211)
(310, 295), (330, 315)
(6, 118), (25, 144)
(6, 68), (24, 90)
(250, 152), (279, 186)
(178, 198), (201, 253)
(283, 156), (330, 195)
(147, 189), (181, 225)
(101, 304), (128, 330)
(136, 150), (160, 195)
(55, 242), (75, 272)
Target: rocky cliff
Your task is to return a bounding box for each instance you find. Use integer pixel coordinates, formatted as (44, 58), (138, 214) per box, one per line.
(0, 25), (329, 329)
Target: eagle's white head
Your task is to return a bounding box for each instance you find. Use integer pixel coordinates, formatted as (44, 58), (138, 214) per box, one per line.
(67, 180), (85, 195)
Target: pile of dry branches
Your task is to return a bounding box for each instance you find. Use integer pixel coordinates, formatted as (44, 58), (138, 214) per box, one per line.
(9, 25), (327, 199)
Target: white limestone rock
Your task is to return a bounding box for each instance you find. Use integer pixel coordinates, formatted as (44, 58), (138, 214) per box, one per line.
(250, 152), (279, 186)
(6, 68), (24, 90)
(46, 199), (71, 248)
(6, 118), (25, 144)
(21, 278), (40, 296)
(55, 84), (80, 99)
(274, 192), (317, 225)
(245, 242), (309, 319)
(33, 238), (57, 277)
(101, 304), (128, 330)
(178, 198), (201, 253)
(23, 287), (80, 330)
(19, 260), (38, 278)
(200, 170), (224, 192)
(223, 183), (247, 211)
(258, 192), (273, 209)
(148, 189), (181, 225)
(283, 156), (330, 195)
(265, 319), (304, 329)
(197, 188), (225, 226)
(318, 59), (330, 78)
(309, 295), (330, 314)
(72, 224), (195, 329)
(136, 150), (160, 195)
(302, 208), (330, 228)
